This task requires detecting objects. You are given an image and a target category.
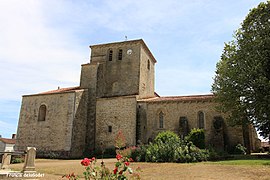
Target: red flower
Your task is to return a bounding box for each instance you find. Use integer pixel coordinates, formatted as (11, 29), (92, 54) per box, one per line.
(119, 170), (123, 175)
(129, 158), (134, 162)
(113, 167), (118, 174)
(63, 172), (76, 179)
(81, 158), (91, 166)
(91, 157), (96, 161)
(116, 154), (122, 160)
(124, 161), (130, 166)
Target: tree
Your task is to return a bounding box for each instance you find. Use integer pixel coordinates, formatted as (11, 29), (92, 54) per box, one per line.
(114, 130), (127, 149)
(212, 2), (270, 141)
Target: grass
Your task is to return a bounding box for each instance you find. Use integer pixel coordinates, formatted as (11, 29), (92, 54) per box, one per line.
(8, 157), (270, 180)
(207, 159), (270, 166)
(207, 154), (270, 166)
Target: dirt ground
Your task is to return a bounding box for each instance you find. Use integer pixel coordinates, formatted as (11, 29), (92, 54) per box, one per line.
(8, 158), (270, 180)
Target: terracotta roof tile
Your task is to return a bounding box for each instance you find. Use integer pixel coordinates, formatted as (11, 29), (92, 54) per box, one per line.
(261, 141), (270, 147)
(139, 94), (214, 102)
(0, 138), (16, 144)
(38, 86), (82, 95)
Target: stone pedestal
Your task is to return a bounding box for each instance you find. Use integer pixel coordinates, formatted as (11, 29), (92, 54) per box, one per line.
(23, 147), (36, 173)
(1, 153), (11, 170)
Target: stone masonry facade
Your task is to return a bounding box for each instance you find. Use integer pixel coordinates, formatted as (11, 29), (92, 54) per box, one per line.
(15, 39), (260, 158)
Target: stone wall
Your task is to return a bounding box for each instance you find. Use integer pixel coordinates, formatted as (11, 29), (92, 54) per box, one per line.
(16, 90), (87, 158)
(248, 124), (261, 152)
(91, 41), (141, 97)
(95, 96), (137, 149)
(70, 90), (89, 158)
(138, 100), (244, 150)
(0, 141), (5, 152)
(80, 63), (99, 153)
(138, 46), (155, 99)
(4, 144), (15, 152)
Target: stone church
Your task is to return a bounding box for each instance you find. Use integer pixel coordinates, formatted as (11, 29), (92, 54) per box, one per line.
(15, 39), (259, 158)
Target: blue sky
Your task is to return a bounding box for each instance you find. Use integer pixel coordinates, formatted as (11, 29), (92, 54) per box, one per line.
(0, 0), (266, 138)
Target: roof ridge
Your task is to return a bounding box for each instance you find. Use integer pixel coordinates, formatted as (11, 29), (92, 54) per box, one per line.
(38, 86), (81, 94)
(0, 137), (16, 144)
(139, 94), (214, 102)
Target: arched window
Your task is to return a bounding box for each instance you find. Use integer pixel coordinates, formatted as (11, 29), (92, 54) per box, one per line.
(198, 111), (204, 129)
(108, 49), (113, 61)
(118, 49), (123, 60)
(147, 59), (150, 70)
(159, 111), (164, 129)
(38, 105), (47, 121)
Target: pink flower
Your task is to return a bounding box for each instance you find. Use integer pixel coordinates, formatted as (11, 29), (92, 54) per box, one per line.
(91, 157), (96, 161)
(116, 154), (122, 160)
(124, 161), (130, 166)
(81, 158), (91, 166)
(129, 158), (134, 162)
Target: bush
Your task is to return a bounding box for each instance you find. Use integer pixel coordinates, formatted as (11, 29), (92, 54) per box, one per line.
(174, 142), (209, 163)
(114, 130), (127, 149)
(118, 146), (137, 158)
(11, 156), (24, 164)
(63, 155), (141, 180)
(185, 128), (205, 149)
(207, 146), (231, 161)
(144, 131), (209, 163)
(154, 131), (180, 144)
(145, 131), (181, 162)
(234, 144), (247, 155)
(146, 141), (178, 162)
(131, 145), (148, 162)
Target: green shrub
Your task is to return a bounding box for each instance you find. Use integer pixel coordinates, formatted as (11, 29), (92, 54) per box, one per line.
(145, 131), (181, 162)
(185, 128), (205, 149)
(154, 131), (180, 144)
(118, 146), (137, 158)
(175, 142), (209, 163)
(114, 130), (127, 149)
(234, 144), (247, 155)
(207, 146), (229, 161)
(11, 156), (24, 164)
(133, 145), (148, 162)
(144, 131), (209, 163)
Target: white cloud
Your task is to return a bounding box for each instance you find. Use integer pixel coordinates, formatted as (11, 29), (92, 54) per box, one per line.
(0, 0), (88, 100)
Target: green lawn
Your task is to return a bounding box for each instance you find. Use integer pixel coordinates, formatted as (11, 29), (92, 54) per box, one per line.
(207, 159), (270, 166)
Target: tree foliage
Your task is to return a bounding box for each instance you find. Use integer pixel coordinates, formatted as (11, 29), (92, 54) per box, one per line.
(212, 2), (270, 139)
(114, 130), (127, 149)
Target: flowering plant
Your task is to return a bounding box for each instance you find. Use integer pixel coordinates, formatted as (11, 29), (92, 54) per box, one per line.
(62, 154), (140, 180)
(114, 130), (127, 150)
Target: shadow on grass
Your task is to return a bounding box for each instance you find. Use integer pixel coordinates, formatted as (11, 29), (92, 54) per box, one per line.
(208, 154), (270, 166)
